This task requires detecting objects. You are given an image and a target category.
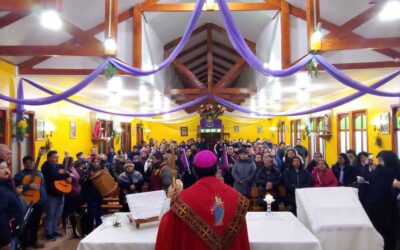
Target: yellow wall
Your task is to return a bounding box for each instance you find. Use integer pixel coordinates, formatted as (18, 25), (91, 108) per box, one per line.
(1, 60), (399, 169)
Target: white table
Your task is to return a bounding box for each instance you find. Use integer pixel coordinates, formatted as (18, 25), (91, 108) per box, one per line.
(296, 187), (384, 250)
(77, 212), (321, 250)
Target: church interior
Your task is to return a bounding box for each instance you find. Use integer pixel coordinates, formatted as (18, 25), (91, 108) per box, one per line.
(0, 0), (399, 249)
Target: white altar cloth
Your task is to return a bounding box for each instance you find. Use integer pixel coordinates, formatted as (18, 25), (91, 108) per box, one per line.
(296, 187), (384, 250)
(77, 212), (321, 250)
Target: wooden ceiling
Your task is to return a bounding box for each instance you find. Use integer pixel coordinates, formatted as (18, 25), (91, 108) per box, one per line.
(164, 22), (256, 113)
(0, 0), (399, 114)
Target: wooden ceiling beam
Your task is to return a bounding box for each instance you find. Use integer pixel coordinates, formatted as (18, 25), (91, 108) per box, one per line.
(0, 0), (61, 11)
(18, 6), (134, 68)
(321, 37), (400, 51)
(213, 52), (236, 65)
(212, 41), (238, 56)
(18, 68), (131, 75)
(280, 0), (291, 68)
(142, 2), (278, 12)
(323, 5), (384, 40)
(306, 0), (320, 51)
(207, 26), (213, 93)
(178, 40), (207, 58)
(60, 16), (102, 46)
(0, 12), (30, 29)
(324, 61), (400, 70)
(190, 61), (207, 72)
(209, 23), (256, 52)
(0, 44), (103, 56)
(183, 52), (207, 66)
(213, 87), (257, 94)
(168, 88), (208, 95)
(213, 69), (225, 77)
(215, 59), (247, 88)
(275, 0), (400, 59)
(105, 0), (118, 55)
(213, 61), (230, 72)
(168, 50), (205, 88)
(164, 24), (208, 50)
(133, 6), (142, 68)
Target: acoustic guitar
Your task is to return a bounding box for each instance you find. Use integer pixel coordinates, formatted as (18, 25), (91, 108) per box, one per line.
(54, 151), (73, 194)
(22, 147), (46, 204)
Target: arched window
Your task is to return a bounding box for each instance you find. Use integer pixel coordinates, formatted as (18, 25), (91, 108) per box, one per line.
(338, 114), (350, 154)
(352, 111), (367, 153)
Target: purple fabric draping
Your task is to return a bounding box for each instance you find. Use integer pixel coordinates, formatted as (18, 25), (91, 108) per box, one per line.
(109, 0), (205, 76)
(216, 0), (313, 77)
(0, 59), (109, 105)
(180, 148), (190, 174)
(315, 55), (400, 97)
(16, 78), (24, 115)
(211, 69), (396, 116)
(22, 78), (208, 117)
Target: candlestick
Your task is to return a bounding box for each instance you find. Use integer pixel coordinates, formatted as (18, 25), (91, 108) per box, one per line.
(263, 194), (275, 216)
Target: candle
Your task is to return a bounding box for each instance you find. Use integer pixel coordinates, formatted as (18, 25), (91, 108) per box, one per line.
(264, 194), (275, 203)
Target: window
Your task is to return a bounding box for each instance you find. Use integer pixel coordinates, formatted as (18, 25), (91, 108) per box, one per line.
(277, 121), (285, 144)
(352, 111), (367, 153)
(309, 117), (325, 159)
(393, 107), (400, 155)
(290, 120), (300, 146)
(317, 119), (326, 157)
(121, 122), (132, 153)
(338, 114), (350, 153)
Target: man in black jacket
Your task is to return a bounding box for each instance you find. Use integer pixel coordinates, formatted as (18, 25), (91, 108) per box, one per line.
(0, 159), (24, 250)
(41, 151), (72, 241)
(255, 156), (282, 211)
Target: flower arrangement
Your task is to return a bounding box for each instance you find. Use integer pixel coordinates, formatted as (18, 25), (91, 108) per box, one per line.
(198, 104), (226, 120)
(16, 116), (28, 142)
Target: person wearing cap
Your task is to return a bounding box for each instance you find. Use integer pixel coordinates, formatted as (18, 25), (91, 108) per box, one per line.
(232, 149), (257, 197)
(156, 150), (250, 250)
(118, 160), (144, 211)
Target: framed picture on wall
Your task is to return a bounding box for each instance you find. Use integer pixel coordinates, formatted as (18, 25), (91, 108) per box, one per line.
(379, 112), (390, 134)
(35, 119), (45, 140)
(180, 127), (188, 137)
(70, 121), (77, 139)
(233, 126), (239, 133)
(257, 125), (263, 134)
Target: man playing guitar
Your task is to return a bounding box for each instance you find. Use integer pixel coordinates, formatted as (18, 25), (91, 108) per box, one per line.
(41, 151), (72, 241)
(14, 155), (47, 249)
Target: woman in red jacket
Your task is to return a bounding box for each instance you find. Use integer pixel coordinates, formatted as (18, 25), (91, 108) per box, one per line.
(311, 159), (338, 187)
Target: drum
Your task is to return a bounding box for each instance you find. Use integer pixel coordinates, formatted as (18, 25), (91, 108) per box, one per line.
(89, 168), (118, 197)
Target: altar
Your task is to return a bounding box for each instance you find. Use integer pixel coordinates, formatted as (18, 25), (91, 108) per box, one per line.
(77, 212), (322, 250)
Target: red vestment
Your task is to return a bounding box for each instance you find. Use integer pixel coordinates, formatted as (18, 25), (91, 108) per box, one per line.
(155, 176), (250, 250)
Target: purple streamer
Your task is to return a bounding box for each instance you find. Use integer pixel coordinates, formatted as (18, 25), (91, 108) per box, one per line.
(22, 78), (208, 117)
(216, 0), (313, 77)
(180, 148), (190, 174)
(211, 68), (397, 116)
(315, 55), (400, 97)
(16, 78), (24, 115)
(0, 59), (109, 105)
(109, 0), (205, 77)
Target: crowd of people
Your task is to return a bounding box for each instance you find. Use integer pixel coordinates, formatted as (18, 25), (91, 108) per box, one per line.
(1, 136), (400, 250)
